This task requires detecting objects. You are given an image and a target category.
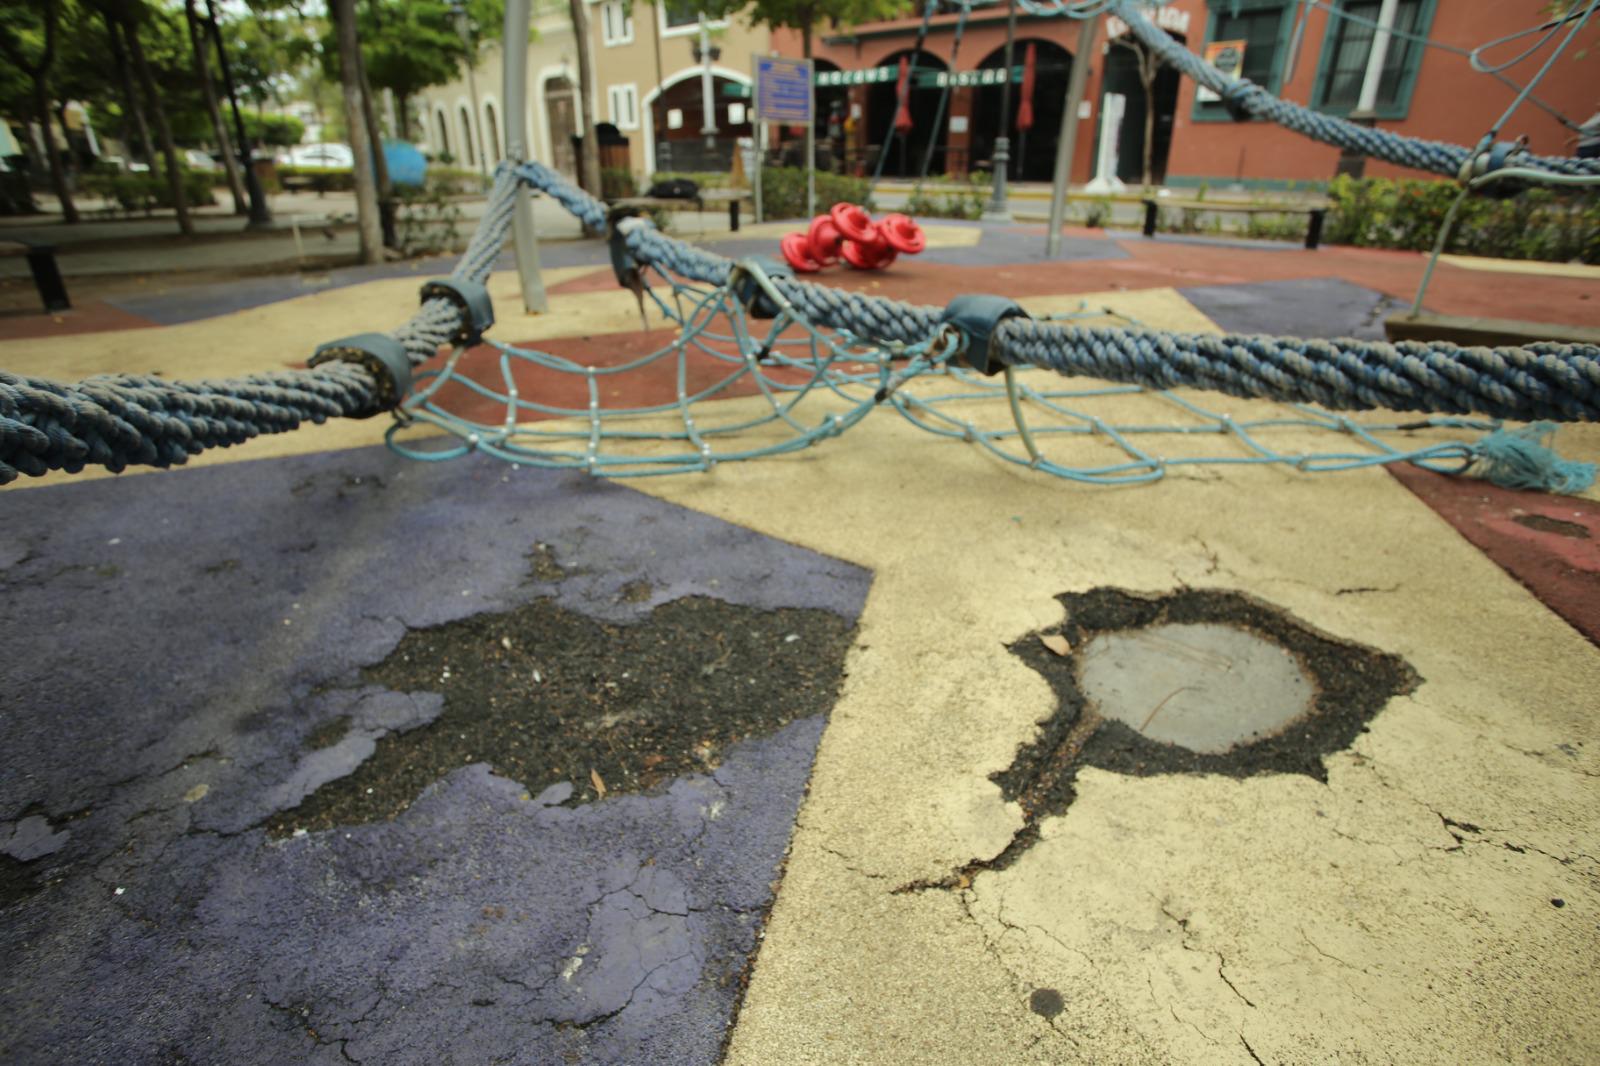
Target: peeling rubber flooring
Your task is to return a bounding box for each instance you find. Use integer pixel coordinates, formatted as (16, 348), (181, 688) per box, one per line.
(0, 448), (870, 1064)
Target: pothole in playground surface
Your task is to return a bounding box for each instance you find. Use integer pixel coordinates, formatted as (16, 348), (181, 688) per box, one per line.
(267, 595), (857, 838)
(904, 587), (1419, 889)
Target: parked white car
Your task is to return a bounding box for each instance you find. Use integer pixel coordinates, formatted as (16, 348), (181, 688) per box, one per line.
(184, 148), (221, 171)
(280, 143), (354, 168)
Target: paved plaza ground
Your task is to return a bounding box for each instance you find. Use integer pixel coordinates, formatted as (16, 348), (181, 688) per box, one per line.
(2, 211), (1598, 1064)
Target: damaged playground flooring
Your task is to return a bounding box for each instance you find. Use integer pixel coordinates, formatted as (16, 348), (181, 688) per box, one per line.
(3, 226), (1599, 1063)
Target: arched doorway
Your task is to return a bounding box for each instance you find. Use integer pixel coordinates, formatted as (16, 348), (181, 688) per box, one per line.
(970, 39), (1073, 182)
(1101, 32), (1183, 185)
(866, 50), (949, 178)
(650, 72), (753, 174)
(544, 75), (577, 179)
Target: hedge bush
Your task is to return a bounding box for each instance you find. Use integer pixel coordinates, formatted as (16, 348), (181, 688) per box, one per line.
(756, 167), (873, 220)
(1325, 175), (1599, 263)
(274, 165), (354, 194)
(904, 174), (988, 220)
(80, 168), (219, 214)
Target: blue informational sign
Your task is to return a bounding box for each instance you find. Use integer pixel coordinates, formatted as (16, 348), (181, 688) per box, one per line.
(754, 56), (814, 124)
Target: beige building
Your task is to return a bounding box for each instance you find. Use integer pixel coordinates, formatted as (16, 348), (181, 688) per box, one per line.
(413, 2), (772, 184)
(413, 0), (588, 181)
(586, 1), (770, 178)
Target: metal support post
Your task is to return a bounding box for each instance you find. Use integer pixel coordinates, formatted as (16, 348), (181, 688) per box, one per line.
(503, 0), (547, 312)
(1046, 13), (1099, 257)
(982, 0), (1020, 222)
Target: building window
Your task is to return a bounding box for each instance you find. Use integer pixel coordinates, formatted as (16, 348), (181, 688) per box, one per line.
(1194, 1), (1290, 120)
(459, 105), (476, 166)
(600, 0), (633, 46)
(608, 83), (639, 130)
(484, 101), (502, 162)
(1313, 0), (1431, 117)
(659, 0), (722, 36)
(435, 109), (451, 159)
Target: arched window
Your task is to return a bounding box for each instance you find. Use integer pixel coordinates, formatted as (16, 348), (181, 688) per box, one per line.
(460, 105), (477, 166)
(484, 101), (502, 163)
(436, 109), (452, 159)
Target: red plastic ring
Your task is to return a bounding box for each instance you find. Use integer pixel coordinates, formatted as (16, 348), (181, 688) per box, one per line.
(880, 213), (926, 255)
(806, 214), (843, 266)
(830, 202), (878, 244)
(781, 232), (824, 273)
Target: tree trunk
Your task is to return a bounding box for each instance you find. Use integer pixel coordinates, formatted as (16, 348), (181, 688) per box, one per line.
(355, 40), (396, 248)
(396, 92), (411, 142)
(568, 0), (600, 199)
(105, 13), (156, 171)
(1140, 61), (1156, 187)
(125, 14), (194, 235)
(332, 0), (383, 264)
(184, 0), (247, 215)
(33, 85), (79, 224)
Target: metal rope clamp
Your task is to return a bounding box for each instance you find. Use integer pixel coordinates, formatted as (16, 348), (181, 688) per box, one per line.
(1459, 138), (1530, 198)
(309, 333), (413, 417)
(940, 294), (1031, 376)
(1220, 78), (1256, 123)
(420, 278), (495, 347)
(726, 256), (794, 320)
(605, 208), (646, 291)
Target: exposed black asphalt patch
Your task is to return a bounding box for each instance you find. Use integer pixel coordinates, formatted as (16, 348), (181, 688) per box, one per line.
(903, 587), (1418, 889)
(273, 595), (855, 836)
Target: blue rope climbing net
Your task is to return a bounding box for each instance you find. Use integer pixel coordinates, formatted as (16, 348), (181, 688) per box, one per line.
(2, 2), (1598, 491)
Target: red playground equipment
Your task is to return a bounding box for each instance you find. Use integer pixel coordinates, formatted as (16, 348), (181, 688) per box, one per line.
(778, 204), (926, 274)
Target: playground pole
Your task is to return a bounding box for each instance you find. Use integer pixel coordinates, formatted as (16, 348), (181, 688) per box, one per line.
(503, 0), (549, 313)
(1046, 13), (1099, 257)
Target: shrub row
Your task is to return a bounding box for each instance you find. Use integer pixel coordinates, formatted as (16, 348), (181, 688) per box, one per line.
(755, 167), (874, 220)
(80, 168), (219, 213)
(1325, 175), (1599, 263)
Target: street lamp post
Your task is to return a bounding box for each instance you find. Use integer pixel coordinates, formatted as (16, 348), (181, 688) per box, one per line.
(450, 0), (488, 175)
(697, 15), (719, 153)
(982, 0), (1019, 222)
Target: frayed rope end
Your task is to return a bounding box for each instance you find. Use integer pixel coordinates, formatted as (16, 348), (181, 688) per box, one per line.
(1471, 423), (1596, 495)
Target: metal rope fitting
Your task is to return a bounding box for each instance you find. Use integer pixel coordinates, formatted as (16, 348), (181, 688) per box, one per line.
(309, 333), (413, 417)
(1220, 78), (1256, 123)
(940, 295), (1031, 376)
(726, 256), (794, 320)
(419, 278), (495, 347)
(606, 208), (646, 290)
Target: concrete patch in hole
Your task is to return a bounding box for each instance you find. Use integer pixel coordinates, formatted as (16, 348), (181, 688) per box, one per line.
(1077, 623), (1314, 754)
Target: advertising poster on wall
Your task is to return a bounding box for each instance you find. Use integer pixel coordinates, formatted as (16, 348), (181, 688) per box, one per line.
(1195, 39), (1247, 102)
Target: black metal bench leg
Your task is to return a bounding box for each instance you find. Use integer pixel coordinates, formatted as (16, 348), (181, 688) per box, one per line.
(26, 246), (70, 312)
(1305, 209), (1325, 250)
(1142, 200), (1158, 238)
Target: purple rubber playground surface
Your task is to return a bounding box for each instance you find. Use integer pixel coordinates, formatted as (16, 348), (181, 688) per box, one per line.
(0, 447), (870, 1064)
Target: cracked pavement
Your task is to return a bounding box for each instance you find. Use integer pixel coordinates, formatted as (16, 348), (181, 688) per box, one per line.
(4, 237), (1599, 1063)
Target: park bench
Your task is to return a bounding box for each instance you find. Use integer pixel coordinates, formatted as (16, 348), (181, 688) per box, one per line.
(1141, 197), (1330, 250)
(610, 187), (756, 232)
(2, 240), (70, 312)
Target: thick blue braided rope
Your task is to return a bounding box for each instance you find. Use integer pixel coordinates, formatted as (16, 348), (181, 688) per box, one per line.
(2, 160), (1597, 486)
(1092, 0), (1600, 180)
(0, 168), (527, 486)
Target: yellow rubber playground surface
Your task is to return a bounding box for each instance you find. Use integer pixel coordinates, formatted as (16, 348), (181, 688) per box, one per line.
(5, 243), (1599, 1064)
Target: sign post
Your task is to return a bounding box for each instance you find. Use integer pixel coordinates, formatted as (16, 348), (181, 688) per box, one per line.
(754, 55), (814, 221)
